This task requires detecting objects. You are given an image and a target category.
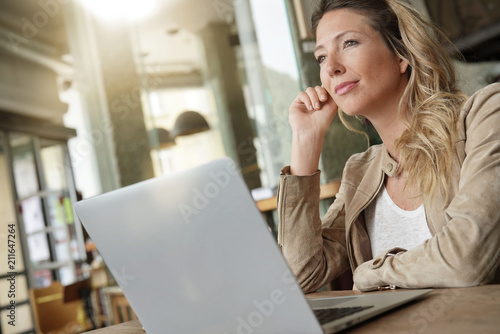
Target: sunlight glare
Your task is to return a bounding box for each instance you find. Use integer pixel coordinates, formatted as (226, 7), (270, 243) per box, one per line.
(81, 0), (158, 22)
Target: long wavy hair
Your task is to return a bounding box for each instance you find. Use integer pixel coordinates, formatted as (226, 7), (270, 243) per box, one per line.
(312, 0), (468, 203)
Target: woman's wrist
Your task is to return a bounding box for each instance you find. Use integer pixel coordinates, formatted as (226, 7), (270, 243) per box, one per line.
(290, 131), (324, 175)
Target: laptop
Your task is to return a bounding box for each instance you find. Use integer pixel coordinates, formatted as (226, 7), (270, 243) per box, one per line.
(74, 158), (431, 333)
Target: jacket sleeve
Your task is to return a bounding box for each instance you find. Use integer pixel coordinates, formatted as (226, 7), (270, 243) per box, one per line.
(354, 84), (500, 290)
(277, 166), (350, 293)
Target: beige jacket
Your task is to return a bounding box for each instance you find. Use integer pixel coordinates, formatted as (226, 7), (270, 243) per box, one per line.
(277, 83), (500, 293)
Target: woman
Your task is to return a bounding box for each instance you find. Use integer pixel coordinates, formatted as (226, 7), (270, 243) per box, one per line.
(278, 0), (500, 292)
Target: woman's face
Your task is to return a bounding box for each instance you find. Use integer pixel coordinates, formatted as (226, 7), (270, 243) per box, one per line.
(314, 9), (408, 120)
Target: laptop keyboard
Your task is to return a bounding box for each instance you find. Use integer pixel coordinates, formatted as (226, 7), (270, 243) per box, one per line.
(313, 306), (374, 324)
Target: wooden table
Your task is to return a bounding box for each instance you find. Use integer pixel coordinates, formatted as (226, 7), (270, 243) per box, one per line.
(84, 285), (500, 333)
(307, 285), (500, 333)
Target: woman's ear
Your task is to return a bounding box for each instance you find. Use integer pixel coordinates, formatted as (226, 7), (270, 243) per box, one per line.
(399, 58), (409, 74)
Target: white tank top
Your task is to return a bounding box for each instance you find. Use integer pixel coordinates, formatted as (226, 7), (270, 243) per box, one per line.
(364, 184), (431, 257)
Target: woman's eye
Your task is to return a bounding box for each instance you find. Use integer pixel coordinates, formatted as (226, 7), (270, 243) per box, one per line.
(343, 40), (358, 48)
(316, 55), (326, 65)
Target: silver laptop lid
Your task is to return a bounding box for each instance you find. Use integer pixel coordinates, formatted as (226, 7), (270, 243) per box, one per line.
(75, 158), (322, 334)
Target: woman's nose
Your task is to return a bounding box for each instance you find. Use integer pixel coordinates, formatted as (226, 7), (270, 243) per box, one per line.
(325, 56), (345, 77)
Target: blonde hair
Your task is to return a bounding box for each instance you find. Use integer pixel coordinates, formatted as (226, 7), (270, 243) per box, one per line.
(312, 0), (468, 203)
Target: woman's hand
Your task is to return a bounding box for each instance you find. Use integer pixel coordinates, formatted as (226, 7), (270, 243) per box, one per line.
(289, 86), (338, 136)
(289, 86), (338, 175)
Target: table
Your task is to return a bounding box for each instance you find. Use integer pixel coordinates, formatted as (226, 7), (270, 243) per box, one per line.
(84, 285), (500, 333)
(307, 285), (500, 333)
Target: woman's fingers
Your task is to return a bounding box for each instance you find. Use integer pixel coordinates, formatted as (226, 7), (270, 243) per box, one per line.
(293, 86), (334, 114)
(315, 86), (328, 102)
(305, 86), (322, 110)
(296, 91), (313, 111)
(289, 86), (338, 136)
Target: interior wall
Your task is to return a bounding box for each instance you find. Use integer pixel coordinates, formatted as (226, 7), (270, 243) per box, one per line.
(0, 51), (67, 123)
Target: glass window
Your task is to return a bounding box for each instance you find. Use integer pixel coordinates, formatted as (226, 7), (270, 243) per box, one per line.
(149, 87), (226, 174)
(0, 132), (32, 331)
(10, 134), (39, 200)
(234, 0), (301, 187)
(40, 141), (69, 191)
(33, 270), (53, 288)
(8, 133), (82, 288)
(0, 136), (25, 273)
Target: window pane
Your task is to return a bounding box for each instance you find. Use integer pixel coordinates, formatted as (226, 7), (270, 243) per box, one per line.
(33, 270), (53, 288)
(58, 265), (76, 286)
(40, 140), (69, 191)
(10, 134), (39, 199)
(27, 233), (51, 264)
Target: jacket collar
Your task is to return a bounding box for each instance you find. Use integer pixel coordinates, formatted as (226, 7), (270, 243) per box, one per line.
(381, 146), (401, 178)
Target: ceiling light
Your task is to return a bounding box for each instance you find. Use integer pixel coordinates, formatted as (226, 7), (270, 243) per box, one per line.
(149, 127), (176, 149)
(171, 111), (210, 138)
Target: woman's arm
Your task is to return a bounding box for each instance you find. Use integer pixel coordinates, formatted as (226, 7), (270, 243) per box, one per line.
(289, 86), (338, 175)
(277, 170), (351, 293)
(277, 87), (350, 293)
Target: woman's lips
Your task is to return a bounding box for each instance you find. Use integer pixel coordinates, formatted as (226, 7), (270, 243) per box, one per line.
(335, 81), (359, 96)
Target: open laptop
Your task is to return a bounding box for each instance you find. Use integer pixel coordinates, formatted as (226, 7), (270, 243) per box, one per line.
(74, 158), (431, 333)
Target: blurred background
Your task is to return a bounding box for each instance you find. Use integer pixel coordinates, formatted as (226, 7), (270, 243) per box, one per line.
(0, 0), (499, 332)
